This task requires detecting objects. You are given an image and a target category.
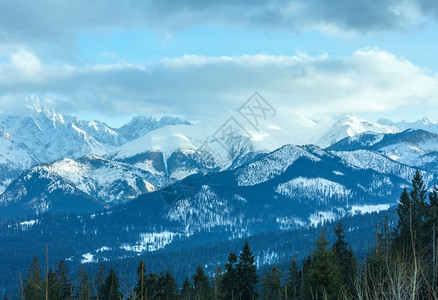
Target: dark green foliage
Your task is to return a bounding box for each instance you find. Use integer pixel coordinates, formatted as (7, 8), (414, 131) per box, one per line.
(156, 270), (179, 300)
(220, 252), (239, 299)
(102, 269), (121, 300)
(331, 222), (357, 297)
(180, 277), (194, 300)
(76, 267), (92, 300)
(55, 260), (73, 300)
(193, 265), (213, 300)
(93, 263), (106, 300)
(47, 268), (61, 300)
(237, 240), (258, 300)
(134, 260), (146, 300)
(303, 230), (336, 300)
(23, 257), (44, 300)
(395, 187), (412, 251)
(286, 255), (302, 300)
(260, 265), (283, 300)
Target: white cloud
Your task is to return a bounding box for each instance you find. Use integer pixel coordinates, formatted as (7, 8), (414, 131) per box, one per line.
(0, 48), (437, 121)
(10, 49), (43, 80)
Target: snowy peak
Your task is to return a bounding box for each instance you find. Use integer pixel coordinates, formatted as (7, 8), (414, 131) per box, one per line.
(316, 115), (399, 148)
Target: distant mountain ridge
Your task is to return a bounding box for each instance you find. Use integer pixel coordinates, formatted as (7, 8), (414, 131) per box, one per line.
(0, 95), (437, 220)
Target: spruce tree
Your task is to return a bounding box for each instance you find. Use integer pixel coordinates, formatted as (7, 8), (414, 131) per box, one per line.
(220, 252), (239, 299)
(157, 270), (178, 300)
(76, 267), (92, 300)
(396, 187), (412, 251)
(134, 260), (146, 300)
(287, 254), (302, 300)
(102, 269), (121, 300)
(331, 222), (357, 298)
(237, 240), (258, 300)
(193, 265), (213, 300)
(55, 260), (72, 300)
(47, 268), (61, 300)
(93, 263), (106, 300)
(180, 277), (194, 300)
(23, 257), (44, 300)
(260, 265), (283, 300)
(410, 170), (428, 247)
(305, 230), (336, 300)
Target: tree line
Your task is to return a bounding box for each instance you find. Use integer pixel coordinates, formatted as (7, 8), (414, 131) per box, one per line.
(11, 170), (438, 299)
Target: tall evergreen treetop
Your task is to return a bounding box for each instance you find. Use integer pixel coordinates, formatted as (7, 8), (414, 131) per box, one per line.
(332, 222), (357, 297)
(102, 269), (121, 300)
(304, 230), (337, 300)
(193, 265), (213, 300)
(237, 239), (258, 300)
(55, 260), (72, 300)
(23, 257), (44, 300)
(220, 251), (239, 300)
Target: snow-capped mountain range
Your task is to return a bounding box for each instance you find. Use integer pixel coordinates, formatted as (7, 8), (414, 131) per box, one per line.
(1, 95), (438, 221)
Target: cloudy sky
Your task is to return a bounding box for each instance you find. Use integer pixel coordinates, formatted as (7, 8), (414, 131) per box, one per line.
(1, 0), (438, 126)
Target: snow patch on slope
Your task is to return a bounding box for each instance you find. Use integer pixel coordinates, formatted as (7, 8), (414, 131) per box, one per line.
(235, 145), (320, 186)
(276, 177), (352, 203)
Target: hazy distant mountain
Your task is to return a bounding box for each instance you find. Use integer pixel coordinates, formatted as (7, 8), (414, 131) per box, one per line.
(378, 116), (438, 134)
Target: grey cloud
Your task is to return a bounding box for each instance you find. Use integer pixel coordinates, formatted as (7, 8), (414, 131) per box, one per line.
(0, 0), (435, 48)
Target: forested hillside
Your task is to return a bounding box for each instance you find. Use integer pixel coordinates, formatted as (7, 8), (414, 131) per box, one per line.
(6, 171), (437, 299)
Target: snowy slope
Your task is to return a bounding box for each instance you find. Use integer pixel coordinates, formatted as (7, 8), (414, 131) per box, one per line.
(0, 133), (37, 193)
(315, 115), (399, 148)
(329, 130), (438, 174)
(0, 108), (111, 163)
(111, 111), (319, 178)
(0, 155), (173, 218)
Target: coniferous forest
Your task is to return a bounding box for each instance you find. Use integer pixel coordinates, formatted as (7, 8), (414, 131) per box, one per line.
(9, 170), (438, 299)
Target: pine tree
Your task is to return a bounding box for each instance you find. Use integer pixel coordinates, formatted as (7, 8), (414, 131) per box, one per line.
(47, 268), (61, 300)
(76, 267), (92, 300)
(287, 254), (301, 300)
(237, 240), (258, 300)
(102, 269), (121, 300)
(331, 222), (357, 298)
(260, 265), (283, 300)
(144, 272), (159, 299)
(180, 277), (194, 300)
(364, 219), (391, 297)
(396, 187), (412, 251)
(429, 184), (438, 286)
(212, 265), (222, 300)
(304, 230), (336, 300)
(134, 260), (146, 300)
(55, 260), (73, 299)
(220, 252), (239, 300)
(193, 265), (213, 300)
(93, 263), (106, 300)
(157, 270), (178, 300)
(23, 257), (44, 300)
(410, 170), (428, 247)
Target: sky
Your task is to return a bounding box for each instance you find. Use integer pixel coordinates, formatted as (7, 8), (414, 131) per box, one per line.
(0, 0), (438, 127)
